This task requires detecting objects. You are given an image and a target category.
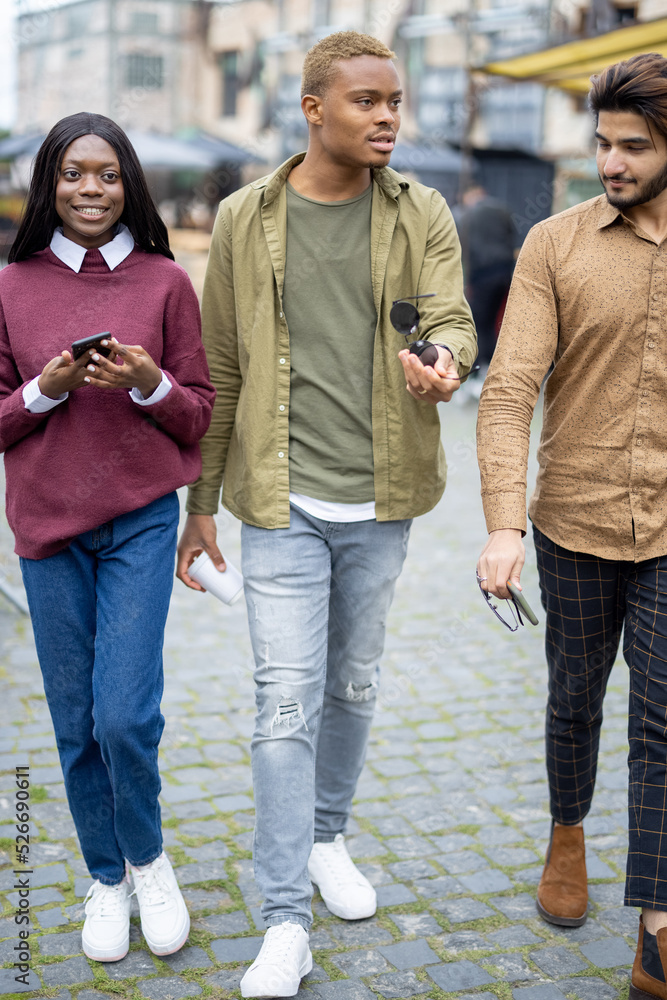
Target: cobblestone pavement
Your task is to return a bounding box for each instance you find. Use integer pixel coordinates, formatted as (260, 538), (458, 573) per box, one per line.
(0, 396), (635, 1000)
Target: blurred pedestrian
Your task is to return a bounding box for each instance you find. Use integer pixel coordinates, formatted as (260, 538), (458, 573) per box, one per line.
(476, 54), (667, 1000)
(3, 113), (214, 963)
(454, 183), (517, 372)
(177, 30), (476, 999)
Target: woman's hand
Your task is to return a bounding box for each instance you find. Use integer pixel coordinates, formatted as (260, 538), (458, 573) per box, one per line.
(84, 338), (162, 398)
(38, 351), (95, 398)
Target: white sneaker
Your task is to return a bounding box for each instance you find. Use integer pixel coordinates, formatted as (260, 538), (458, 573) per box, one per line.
(82, 877), (131, 962)
(129, 852), (190, 956)
(241, 923), (312, 998)
(308, 834), (377, 920)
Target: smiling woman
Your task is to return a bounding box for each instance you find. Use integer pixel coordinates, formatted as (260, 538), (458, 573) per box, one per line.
(1, 112), (214, 967)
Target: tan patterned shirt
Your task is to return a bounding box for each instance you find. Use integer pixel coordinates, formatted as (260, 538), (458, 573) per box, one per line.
(477, 194), (667, 562)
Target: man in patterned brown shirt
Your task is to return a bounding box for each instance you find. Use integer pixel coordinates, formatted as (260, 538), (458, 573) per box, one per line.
(477, 54), (667, 999)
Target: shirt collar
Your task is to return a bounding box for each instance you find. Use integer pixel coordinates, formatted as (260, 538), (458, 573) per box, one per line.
(254, 151), (410, 206)
(596, 198), (623, 230)
(50, 223), (135, 272)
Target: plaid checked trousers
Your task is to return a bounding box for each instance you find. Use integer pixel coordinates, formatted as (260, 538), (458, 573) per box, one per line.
(534, 525), (667, 909)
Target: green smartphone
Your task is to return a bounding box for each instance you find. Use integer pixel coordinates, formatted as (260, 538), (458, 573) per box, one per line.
(507, 581), (539, 626)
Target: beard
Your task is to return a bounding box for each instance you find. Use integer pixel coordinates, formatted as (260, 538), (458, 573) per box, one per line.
(601, 159), (667, 209)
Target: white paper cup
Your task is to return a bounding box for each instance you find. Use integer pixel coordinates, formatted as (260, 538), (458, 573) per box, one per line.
(189, 552), (244, 605)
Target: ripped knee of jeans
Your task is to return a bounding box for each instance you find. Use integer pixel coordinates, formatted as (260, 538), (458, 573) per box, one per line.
(345, 680), (377, 703)
(270, 696), (308, 737)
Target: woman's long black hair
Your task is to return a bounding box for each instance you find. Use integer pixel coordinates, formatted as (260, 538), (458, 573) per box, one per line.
(9, 112), (174, 262)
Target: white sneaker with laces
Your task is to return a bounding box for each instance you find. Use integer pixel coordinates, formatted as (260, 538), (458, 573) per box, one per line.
(241, 922), (312, 998)
(82, 876), (132, 961)
(129, 851), (190, 956)
(308, 833), (377, 920)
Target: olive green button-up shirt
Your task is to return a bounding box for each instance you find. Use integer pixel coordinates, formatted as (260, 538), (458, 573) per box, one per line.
(187, 153), (476, 527)
(478, 194), (667, 561)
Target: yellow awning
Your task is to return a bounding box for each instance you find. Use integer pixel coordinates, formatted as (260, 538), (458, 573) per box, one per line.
(483, 18), (667, 93)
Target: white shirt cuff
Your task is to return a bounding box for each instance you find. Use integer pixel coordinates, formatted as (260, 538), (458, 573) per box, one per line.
(23, 376), (68, 413)
(130, 371), (172, 406)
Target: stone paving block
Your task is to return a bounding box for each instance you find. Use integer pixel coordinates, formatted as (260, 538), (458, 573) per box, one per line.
(179, 819), (229, 838)
(433, 898), (496, 923)
(37, 907), (68, 928)
(195, 910), (249, 935)
(0, 968), (42, 993)
(367, 970), (431, 997)
(417, 722), (456, 739)
(487, 924), (543, 947)
(27, 843), (71, 864)
(372, 816), (415, 836)
(484, 951), (540, 980)
(530, 946), (590, 977)
(387, 859), (438, 880)
(331, 948), (391, 976)
(78, 992), (119, 1000)
(161, 945), (213, 971)
(436, 930), (488, 953)
(7, 886), (64, 906)
(309, 929), (336, 949)
(200, 741), (245, 764)
(512, 987), (567, 999)
(175, 861), (228, 885)
(249, 906), (266, 930)
(233, 831), (254, 851)
(304, 961), (330, 981)
(428, 959), (496, 991)
(375, 883), (416, 907)
(212, 793), (254, 812)
(589, 882), (625, 907)
(206, 967), (247, 991)
(384, 835), (437, 859)
(37, 929), (83, 955)
(490, 892), (538, 919)
(390, 912), (442, 937)
(586, 853), (618, 879)
(413, 875), (465, 898)
(579, 935), (635, 968)
(310, 982), (377, 999)
(211, 935), (264, 962)
(557, 917), (610, 942)
(378, 938), (441, 969)
(40, 956), (94, 986)
(599, 906), (639, 937)
(430, 833), (476, 852)
(345, 833), (388, 858)
(329, 918), (393, 947)
(171, 800), (216, 820)
(477, 824), (524, 846)
(356, 862), (393, 887)
(372, 758), (421, 778)
(459, 869), (513, 893)
(104, 949), (159, 979)
(74, 876), (92, 897)
(485, 846), (541, 866)
(163, 747), (204, 767)
(557, 976), (619, 998)
(160, 783), (209, 804)
(0, 937), (24, 961)
(438, 850), (490, 874)
(513, 865), (544, 885)
(138, 977), (202, 999)
(183, 841), (231, 861)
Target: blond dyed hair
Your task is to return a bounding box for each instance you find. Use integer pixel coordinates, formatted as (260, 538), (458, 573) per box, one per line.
(301, 31), (396, 97)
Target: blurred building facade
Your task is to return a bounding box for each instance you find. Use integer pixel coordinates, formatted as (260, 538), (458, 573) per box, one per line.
(14, 0), (667, 215)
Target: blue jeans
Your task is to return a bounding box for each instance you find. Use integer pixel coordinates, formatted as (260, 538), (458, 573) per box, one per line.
(242, 506), (411, 929)
(20, 492), (179, 885)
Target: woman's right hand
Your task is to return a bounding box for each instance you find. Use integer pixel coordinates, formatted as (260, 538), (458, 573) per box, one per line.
(38, 351), (94, 398)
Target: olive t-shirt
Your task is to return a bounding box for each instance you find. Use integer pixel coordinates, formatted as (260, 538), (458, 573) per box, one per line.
(284, 182), (376, 502)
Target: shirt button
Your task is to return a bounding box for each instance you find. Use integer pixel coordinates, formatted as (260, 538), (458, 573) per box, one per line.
(279, 358), (286, 364)
(278, 451), (284, 458)
(654, 293), (659, 301)
(643, 390), (649, 396)
(279, 312), (284, 318)
(648, 342), (656, 349)
(279, 405), (285, 411)
(637, 440), (643, 447)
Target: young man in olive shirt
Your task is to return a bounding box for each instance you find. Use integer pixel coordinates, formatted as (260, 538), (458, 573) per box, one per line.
(178, 30), (475, 998)
(477, 54), (667, 1000)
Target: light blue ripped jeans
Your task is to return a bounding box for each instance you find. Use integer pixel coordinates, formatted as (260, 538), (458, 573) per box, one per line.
(241, 505), (411, 930)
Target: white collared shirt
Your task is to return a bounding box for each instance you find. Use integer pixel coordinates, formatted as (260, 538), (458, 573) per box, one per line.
(23, 226), (171, 412)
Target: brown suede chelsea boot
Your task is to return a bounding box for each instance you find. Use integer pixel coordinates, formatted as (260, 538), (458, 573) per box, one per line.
(631, 917), (667, 998)
(536, 821), (587, 926)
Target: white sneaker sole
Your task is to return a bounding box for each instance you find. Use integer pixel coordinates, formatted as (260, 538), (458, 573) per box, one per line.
(143, 909), (190, 956)
(240, 952), (313, 998)
(82, 937), (129, 962)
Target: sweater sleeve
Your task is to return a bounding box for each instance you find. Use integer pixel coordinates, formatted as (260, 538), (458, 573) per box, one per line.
(133, 266), (215, 447)
(0, 297), (51, 453)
